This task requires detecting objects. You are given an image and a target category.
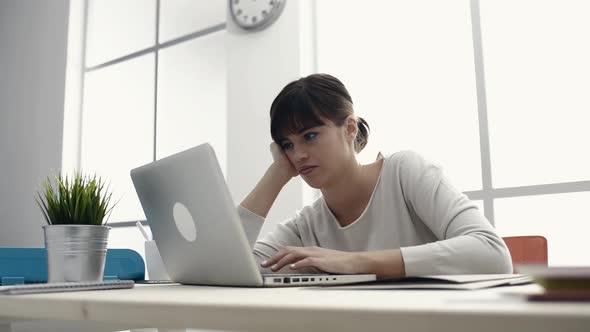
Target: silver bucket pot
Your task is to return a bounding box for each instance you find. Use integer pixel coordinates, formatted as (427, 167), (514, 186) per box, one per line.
(42, 225), (111, 283)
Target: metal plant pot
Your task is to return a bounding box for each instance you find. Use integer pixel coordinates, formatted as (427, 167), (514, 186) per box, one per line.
(42, 225), (110, 283)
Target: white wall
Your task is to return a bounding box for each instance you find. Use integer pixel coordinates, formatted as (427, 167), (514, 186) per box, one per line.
(0, 0), (69, 247)
(226, 1), (315, 235)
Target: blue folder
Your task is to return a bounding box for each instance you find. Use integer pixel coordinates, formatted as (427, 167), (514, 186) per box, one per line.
(0, 247), (145, 285)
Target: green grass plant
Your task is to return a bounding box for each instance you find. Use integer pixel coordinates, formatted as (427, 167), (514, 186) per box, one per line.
(36, 173), (116, 226)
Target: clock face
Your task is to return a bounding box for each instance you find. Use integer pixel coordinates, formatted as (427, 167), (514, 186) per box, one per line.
(230, 0), (286, 31)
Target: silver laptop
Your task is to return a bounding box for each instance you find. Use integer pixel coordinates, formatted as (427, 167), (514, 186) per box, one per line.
(130, 143), (376, 287)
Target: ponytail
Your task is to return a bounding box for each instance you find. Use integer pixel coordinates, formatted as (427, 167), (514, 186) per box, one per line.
(354, 117), (370, 153)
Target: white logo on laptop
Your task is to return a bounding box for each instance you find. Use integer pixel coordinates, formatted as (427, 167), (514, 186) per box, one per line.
(172, 202), (197, 242)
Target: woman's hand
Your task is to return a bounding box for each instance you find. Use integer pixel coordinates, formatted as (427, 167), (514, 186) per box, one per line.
(260, 246), (369, 275)
(239, 143), (297, 218)
(269, 142), (298, 180)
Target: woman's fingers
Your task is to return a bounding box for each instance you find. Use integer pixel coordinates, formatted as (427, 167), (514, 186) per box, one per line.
(269, 142), (283, 162)
(261, 246), (301, 268)
(289, 257), (321, 271)
(270, 250), (310, 271)
(262, 247), (357, 275)
(260, 247), (291, 268)
(269, 142), (298, 178)
(261, 247), (314, 271)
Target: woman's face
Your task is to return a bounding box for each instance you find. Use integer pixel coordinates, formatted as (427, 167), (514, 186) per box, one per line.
(278, 118), (356, 189)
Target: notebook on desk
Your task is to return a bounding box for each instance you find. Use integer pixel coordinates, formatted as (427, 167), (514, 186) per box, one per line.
(0, 280), (135, 295)
(320, 274), (533, 290)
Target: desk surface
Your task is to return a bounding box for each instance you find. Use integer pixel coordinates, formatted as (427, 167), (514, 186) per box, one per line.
(1, 283), (589, 332)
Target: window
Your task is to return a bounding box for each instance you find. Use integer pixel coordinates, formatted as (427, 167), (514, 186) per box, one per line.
(480, 0), (590, 188)
(85, 0), (156, 67)
(316, 0), (482, 192)
(159, 0), (226, 43)
(156, 31), (227, 172)
(495, 192), (590, 266)
(82, 54), (155, 222)
(317, 0), (590, 265)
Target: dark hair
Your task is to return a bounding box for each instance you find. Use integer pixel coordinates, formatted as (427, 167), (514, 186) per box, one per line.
(270, 73), (370, 153)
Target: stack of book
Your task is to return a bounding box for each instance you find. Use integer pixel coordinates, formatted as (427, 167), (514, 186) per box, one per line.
(516, 265), (590, 301)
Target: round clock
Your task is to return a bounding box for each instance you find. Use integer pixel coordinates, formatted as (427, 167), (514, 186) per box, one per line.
(229, 0), (286, 31)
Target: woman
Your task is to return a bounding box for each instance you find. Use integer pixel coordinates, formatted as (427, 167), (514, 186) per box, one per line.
(237, 73), (512, 279)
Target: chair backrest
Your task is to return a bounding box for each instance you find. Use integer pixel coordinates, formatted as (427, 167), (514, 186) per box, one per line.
(502, 236), (548, 271)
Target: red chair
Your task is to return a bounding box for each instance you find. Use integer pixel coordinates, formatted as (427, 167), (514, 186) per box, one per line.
(502, 236), (548, 271)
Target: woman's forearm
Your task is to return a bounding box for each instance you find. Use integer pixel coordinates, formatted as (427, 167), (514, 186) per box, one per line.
(240, 164), (291, 219)
(359, 249), (406, 279)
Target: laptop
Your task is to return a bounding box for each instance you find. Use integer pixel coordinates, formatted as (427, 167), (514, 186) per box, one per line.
(130, 143), (376, 287)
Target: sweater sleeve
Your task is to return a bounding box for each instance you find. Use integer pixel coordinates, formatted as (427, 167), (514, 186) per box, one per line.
(237, 205), (315, 274)
(396, 151), (513, 276)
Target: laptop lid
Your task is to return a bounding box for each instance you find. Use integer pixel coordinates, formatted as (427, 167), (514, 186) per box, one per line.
(130, 143), (263, 287)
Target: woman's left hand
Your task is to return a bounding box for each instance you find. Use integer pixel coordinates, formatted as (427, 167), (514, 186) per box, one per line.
(260, 246), (369, 275)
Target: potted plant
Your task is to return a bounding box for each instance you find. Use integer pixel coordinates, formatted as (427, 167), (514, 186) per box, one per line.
(36, 173), (116, 283)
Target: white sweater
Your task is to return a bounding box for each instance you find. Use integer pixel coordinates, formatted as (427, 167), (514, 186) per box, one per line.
(237, 150), (513, 276)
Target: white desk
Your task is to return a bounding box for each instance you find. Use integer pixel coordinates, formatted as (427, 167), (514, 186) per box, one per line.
(0, 283), (589, 332)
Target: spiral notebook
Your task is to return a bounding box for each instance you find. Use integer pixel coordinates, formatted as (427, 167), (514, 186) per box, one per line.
(0, 280), (134, 295)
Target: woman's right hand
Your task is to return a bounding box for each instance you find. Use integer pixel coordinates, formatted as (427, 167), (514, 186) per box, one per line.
(269, 142), (298, 181)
